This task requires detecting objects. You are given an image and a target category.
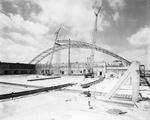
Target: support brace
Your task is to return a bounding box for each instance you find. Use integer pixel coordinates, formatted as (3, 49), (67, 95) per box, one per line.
(105, 62), (140, 102)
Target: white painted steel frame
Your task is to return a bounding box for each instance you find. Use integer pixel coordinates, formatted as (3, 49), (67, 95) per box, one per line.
(29, 40), (131, 65)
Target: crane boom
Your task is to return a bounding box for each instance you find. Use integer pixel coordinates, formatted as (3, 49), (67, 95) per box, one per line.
(49, 28), (61, 74)
(90, 6), (101, 73)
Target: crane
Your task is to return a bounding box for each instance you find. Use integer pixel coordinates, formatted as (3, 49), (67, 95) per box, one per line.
(86, 6), (101, 78)
(48, 28), (61, 75)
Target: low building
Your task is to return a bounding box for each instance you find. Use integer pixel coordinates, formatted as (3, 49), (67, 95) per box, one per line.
(36, 62), (106, 75)
(35, 61), (126, 76)
(0, 62), (36, 75)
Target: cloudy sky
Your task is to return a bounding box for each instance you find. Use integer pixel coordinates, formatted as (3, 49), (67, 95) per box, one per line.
(0, 0), (150, 68)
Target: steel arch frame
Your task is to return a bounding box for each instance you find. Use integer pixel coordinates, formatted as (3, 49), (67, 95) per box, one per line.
(29, 40), (131, 65)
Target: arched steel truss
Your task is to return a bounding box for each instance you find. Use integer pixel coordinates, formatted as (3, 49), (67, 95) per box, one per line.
(29, 40), (131, 65)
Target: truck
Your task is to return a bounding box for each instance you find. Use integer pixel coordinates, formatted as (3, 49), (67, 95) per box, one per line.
(84, 68), (94, 78)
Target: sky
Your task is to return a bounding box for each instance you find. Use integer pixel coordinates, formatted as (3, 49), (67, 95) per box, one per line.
(0, 0), (150, 68)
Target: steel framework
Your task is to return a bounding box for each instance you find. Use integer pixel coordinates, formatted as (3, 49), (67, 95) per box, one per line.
(29, 40), (131, 65)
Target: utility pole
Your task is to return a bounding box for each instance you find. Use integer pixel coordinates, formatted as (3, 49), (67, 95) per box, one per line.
(90, 6), (101, 74)
(49, 28), (61, 74)
(68, 39), (71, 75)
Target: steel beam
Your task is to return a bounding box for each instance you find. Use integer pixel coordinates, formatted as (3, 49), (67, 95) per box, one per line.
(29, 40), (131, 65)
